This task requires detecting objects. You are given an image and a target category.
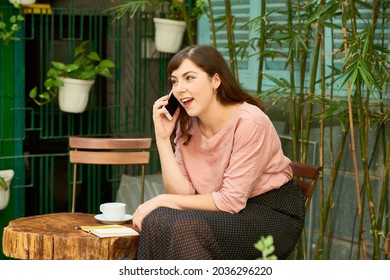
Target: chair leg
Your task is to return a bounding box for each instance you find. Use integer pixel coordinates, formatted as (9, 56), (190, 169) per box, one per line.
(72, 163), (77, 213)
(140, 165), (145, 204)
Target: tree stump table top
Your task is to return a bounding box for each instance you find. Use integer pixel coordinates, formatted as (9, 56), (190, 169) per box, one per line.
(2, 212), (140, 260)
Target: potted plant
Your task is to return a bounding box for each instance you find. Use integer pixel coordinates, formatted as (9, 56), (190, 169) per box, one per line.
(29, 40), (115, 113)
(0, 2), (25, 46)
(153, 1), (187, 53)
(106, 0), (208, 53)
(0, 169), (14, 210)
(9, 0), (36, 4)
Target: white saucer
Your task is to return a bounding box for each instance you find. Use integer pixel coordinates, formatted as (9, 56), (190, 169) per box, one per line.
(94, 214), (133, 225)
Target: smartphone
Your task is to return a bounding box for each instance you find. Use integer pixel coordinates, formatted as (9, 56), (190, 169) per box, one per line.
(163, 89), (180, 121)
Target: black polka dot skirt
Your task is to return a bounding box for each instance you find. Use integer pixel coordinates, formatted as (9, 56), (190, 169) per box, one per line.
(136, 180), (306, 260)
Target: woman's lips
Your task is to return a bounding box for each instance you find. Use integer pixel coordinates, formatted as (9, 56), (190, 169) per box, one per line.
(181, 98), (193, 109)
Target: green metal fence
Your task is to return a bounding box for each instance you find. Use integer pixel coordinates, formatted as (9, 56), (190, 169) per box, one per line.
(0, 2), (171, 259)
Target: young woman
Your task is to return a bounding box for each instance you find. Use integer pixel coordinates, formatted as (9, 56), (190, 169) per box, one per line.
(132, 45), (306, 260)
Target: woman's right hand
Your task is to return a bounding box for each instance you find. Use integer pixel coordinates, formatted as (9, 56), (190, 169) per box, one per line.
(152, 95), (180, 140)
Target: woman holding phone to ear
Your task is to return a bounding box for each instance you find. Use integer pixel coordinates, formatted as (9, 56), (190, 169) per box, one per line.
(132, 45), (306, 260)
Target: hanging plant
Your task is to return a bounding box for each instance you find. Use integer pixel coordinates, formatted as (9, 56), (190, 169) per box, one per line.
(29, 40), (115, 110)
(0, 2), (25, 46)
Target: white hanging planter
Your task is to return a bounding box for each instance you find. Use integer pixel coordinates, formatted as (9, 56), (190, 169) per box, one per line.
(153, 18), (186, 54)
(9, 0), (36, 4)
(58, 77), (95, 113)
(0, 169), (14, 211)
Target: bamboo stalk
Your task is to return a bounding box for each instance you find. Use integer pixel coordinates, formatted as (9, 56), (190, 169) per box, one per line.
(224, 0), (239, 80)
(287, 0), (298, 161)
(207, 0), (217, 48)
(341, 0), (366, 259)
(257, 0), (266, 95)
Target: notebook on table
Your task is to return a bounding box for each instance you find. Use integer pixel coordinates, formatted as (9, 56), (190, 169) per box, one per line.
(77, 225), (139, 238)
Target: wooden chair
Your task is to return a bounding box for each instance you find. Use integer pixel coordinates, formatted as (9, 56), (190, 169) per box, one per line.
(290, 161), (322, 212)
(69, 136), (152, 213)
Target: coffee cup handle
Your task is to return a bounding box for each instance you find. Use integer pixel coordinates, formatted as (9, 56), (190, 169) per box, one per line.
(100, 205), (103, 213)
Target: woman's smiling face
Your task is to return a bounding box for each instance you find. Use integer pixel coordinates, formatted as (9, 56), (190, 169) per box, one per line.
(170, 59), (220, 118)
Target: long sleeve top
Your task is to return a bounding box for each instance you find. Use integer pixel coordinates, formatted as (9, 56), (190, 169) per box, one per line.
(174, 102), (292, 213)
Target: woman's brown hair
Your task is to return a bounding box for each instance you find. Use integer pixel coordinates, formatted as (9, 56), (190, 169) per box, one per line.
(167, 45), (264, 144)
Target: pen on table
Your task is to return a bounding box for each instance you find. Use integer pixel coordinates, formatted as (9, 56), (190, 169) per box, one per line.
(75, 225), (123, 230)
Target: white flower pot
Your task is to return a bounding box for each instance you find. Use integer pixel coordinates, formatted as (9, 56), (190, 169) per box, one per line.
(153, 18), (186, 54)
(0, 169), (14, 211)
(9, 0), (36, 4)
(58, 77), (95, 113)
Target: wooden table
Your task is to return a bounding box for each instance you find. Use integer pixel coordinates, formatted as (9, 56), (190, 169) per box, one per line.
(2, 212), (140, 260)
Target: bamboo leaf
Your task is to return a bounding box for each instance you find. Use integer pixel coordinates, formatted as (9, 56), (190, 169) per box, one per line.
(348, 67), (360, 95)
(306, 0), (339, 26)
(358, 60), (381, 94)
(263, 72), (290, 88)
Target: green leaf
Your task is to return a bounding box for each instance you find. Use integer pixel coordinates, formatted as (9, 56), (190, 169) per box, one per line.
(65, 64), (79, 73)
(44, 78), (55, 88)
(39, 91), (51, 101)
(358, 60), (381, 92)
(51, 61), (66, 70)
(29, 87), (37, 98)
(95, 68), (112, 78)
(77, 71), (95, 80)
(11, 24), (20, 32)
(47, 68), (62, 78)
(99, 59), (115, 69)
(9, 15), (17, 24)
(88, 51), (100, 61)
(74, 40), (89, 57)
(53, 79), (64, 88)
(264, 235), (274, 247)
(279, 78), (291, 88)
(254, 240), (265, 251)
(348, 67), (359, 95)
(263, 72), (288, 88)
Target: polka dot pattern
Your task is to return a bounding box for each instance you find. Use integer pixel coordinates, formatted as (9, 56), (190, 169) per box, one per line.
(137, 180), (306, 260)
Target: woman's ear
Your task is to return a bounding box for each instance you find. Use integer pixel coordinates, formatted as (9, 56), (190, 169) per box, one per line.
(212, 73), (221, 89)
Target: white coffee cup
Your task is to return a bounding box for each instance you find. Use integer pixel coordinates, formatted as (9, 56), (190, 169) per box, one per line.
(100, 202), (126, 220)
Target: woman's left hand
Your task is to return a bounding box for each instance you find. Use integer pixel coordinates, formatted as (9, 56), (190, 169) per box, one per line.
(132, 195), (162, 231)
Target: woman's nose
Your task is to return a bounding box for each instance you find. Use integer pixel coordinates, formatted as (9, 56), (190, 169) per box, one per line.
(175, 80), (186, 92)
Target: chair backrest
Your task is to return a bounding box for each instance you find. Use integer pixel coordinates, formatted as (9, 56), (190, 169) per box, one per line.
(69, 136), (152, 213)
(290, 161), (322, 212)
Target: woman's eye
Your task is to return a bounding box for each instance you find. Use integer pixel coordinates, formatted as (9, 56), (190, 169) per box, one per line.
(186, 76), (195, 81)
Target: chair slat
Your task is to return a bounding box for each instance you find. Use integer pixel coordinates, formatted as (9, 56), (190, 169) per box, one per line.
(70, 151), (150, 165)
(69, 137), (152, 150)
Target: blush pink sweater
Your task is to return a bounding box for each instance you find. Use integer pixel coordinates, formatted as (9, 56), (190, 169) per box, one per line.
(174, 102), (292, 213)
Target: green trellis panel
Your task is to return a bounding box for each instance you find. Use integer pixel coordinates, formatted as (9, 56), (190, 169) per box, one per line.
(0, 1), (27, 260)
